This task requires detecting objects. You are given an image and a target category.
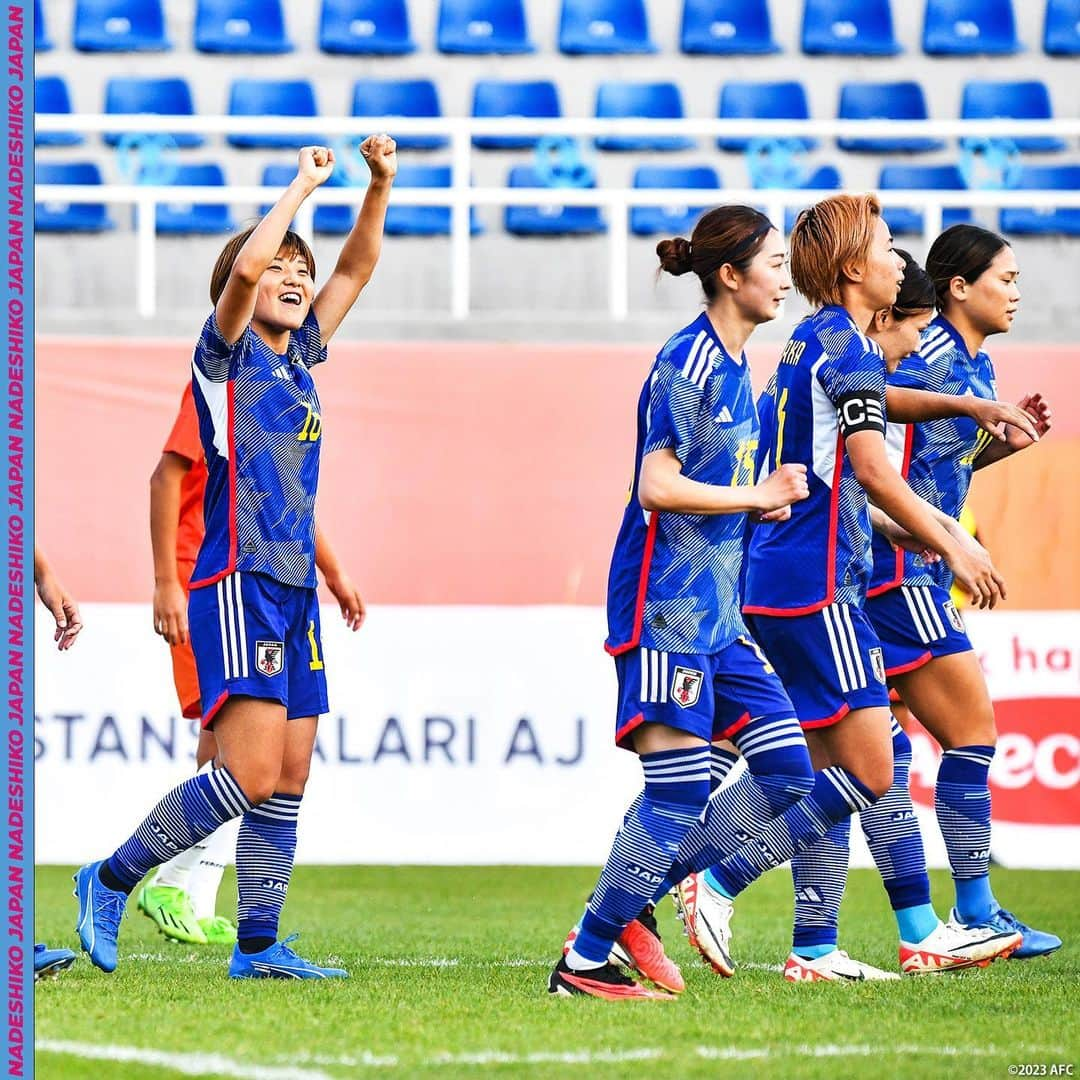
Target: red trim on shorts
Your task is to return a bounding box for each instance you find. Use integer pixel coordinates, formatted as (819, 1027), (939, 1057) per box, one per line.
(717, 711), (751, 741)
(885, 652), (933, 677)
(606, 512), (660, 656)
(800, 701), (851, 730)
(201, 689), (229, 730)
(615, 712), (646, 749)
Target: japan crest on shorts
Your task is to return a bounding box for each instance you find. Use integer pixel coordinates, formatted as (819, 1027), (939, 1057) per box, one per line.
(943, 601), (965, 633)
(671, 666), (704, 709)
(255, 641), (284, 677)
(869, 647), (886, 685)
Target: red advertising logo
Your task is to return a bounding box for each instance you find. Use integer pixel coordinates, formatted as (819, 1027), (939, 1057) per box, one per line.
(908, 697), (1080, 826)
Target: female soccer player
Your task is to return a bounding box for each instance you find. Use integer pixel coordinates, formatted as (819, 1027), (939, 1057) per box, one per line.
(549, 205), (819, 999)
(665, 197), (1025, 982)
(74, 136), (396, 979)
(137, 384), (366, 949)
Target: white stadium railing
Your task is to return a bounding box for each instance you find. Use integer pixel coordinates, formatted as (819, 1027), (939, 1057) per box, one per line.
(34, 115), (1080, 321)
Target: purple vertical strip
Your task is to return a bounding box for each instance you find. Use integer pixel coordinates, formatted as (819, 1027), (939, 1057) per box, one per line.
(3, 1), (30, 1076)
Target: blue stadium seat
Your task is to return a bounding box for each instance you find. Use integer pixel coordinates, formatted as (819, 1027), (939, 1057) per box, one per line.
(961, 81), (1065, 153)
(505, 165), (606, 235)
(35, 76), (83, 146)
(559, 0), (657, 54)
(472, 80), (561, 149)
(923, 0), (1020, 55)
(801, 0), (901, 55)
(837, 82), (942, 153)
(681, 0), (780, 54)
(595, 82), (695, 152)
(438, 0), (534, 53)
(227, 79), (320, 149)
(385, 164), (484, 236)
(999, 165), (1080, 235)
(261, 163), (356, 234)
(104, 77), (204, 148)
(35, 162), (114, 232)
(780, 164), (842, 232)
(717, 81), (813, 152)
(142, 163), (236, 234)
(195, 0), (293, 53)
(319, 0), (416, 54)
(352, 79), (447, 151)
(631, 165), (721, 237)
(74, 0), (170, 51)
(1044, 0), (1080, 55)
(878, 164), (971, 235)
(35, 0), (53, 50)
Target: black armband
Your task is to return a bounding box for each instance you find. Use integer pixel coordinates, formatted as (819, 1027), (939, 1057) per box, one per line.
(836, 392), (886, 437)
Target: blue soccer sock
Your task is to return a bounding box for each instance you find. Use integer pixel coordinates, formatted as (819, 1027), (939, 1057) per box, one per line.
(791, 818), (850, 956)
(104, 767), (253, 892)
(859, 720), (937, 943)
(704, 766), (877, 898)
(570, 746), (710, 968)
(710, 744), (739, 792)
(236, 793), (303, 953)
(936, 744), (998, 922)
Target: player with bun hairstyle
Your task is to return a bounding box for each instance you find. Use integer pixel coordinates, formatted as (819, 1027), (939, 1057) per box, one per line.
(550, 205), (821, 999)
(73, 137), (397, 980)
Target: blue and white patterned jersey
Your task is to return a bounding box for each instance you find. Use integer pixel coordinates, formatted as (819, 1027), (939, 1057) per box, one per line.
(870, 315), (997, 595)
(190, 310), (327, 590)
(606, 313), (760, 656)
(743, 306), (887, 615)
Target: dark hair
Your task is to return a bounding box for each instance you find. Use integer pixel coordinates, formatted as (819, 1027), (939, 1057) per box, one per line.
(657, 205), (774, 301)
(891, 249), (935, 319)
(209, 226), (316, 305)
(925, 224), (1009, 311)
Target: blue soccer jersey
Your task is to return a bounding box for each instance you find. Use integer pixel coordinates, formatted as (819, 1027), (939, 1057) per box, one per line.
(868, 315), (997, 595)
(190, 310), (327, 590)
(606, 314), (760, 656)
(743, 306), (887, 615)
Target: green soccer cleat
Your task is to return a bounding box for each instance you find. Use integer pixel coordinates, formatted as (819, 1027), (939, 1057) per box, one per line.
(199, 915), (238, 945)
(137, 885), (207, 945)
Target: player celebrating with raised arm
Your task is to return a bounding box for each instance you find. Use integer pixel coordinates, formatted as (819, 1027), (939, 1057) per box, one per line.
(551, 205), (819, 1000)
(74, 137), (396, 979)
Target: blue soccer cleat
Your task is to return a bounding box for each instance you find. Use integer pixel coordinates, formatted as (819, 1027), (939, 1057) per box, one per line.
(955, 906), (1062, 960)
(73, 860), (127, 973)
(228, 934), (348, 980)
(34, 943), (76, 981)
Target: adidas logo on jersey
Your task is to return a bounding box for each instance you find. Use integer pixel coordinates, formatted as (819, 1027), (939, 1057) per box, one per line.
(271, 365), (290, 381)
(713, 407), (734, 424)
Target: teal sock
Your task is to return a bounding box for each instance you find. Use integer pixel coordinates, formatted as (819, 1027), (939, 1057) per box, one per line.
(896, 903), (939, 944)
(792, 943), (836, 960)
(703, 867), (734, 899)
(955, 875), (996, 923)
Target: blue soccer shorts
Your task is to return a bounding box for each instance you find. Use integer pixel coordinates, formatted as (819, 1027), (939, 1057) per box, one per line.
(746, 603), (890, 729)
(865, 584), (973, 677)
(188, 570), (329, 728)
(613, 634), (795, 750)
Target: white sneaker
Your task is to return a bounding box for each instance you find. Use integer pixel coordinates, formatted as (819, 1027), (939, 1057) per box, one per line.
(671, 873), (735, 977)
(900, 918), (1022, 975)
(784, 949), (900, 983)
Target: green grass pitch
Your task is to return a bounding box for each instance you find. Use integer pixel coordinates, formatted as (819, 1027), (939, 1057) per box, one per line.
(34, 865), (1079, 1079)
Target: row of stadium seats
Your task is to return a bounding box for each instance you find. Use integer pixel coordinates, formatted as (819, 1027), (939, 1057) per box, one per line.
(36, 0), (1080, 57)
(36, 75), (1072, 155)
(35, 159), (1080, 236)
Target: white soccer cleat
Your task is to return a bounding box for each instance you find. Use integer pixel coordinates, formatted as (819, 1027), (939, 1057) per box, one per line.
(784, 949), (900, 983)
(900, 918), (1022, 975)
(671, 873), (735, 977)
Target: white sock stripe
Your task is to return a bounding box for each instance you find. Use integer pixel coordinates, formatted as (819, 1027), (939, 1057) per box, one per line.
(742, 735), (808, 757)
(839, 604), (867, 689)
(206, 770), (246, 818)
(234, 571), (249, 678)
(890, 716), (903, 737)
(737, 716), (800, 752)
(217, 579), (233, 679)
(825, 767), (872, 811)
(643, 749), (711, 772)
(943, 748), (994, 765)
(902, 587), (932, 644)
(821, 606), (851, 693)
(644, 759), (711, 778)
(659, 651), (669, 704)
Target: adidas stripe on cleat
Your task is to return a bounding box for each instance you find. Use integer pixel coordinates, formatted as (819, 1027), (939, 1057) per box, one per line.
(137, 885), (208, 946)
(900, 918), (1022, 975)
(784, 949), (900, 983)
(563, 906), (685, 994)
(671, 873), (735, 977)
(548, 957), (676, 1000)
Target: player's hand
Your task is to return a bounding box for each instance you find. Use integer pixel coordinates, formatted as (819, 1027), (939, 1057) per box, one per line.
(886, 528), (941, 564)
(297, 146), (335, 188)
(1004, 392), (1052, 451)
(752, 505), (792, 524)
(153, 580), (189, 646)
(967, 397), (1040, 445)
(753, 464), (809, 513)
(359, 134), (397, 182)
(36, 571), (83, 651)
(946, 543), (1005, 610)
(326, 570), (366, 632)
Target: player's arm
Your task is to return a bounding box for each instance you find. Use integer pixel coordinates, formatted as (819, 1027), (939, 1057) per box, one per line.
(313, 135), (397, 344)
(973, 392), (1052, 470)
(869, 499), (983, 565)
(34, 545), (83, 651)
(885, 386), (1040, 445)
(150, 451), (192, 646)
(315, 525), (365, 631)
(638, 448), (808, 516)
(215, 146), (335, 345)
